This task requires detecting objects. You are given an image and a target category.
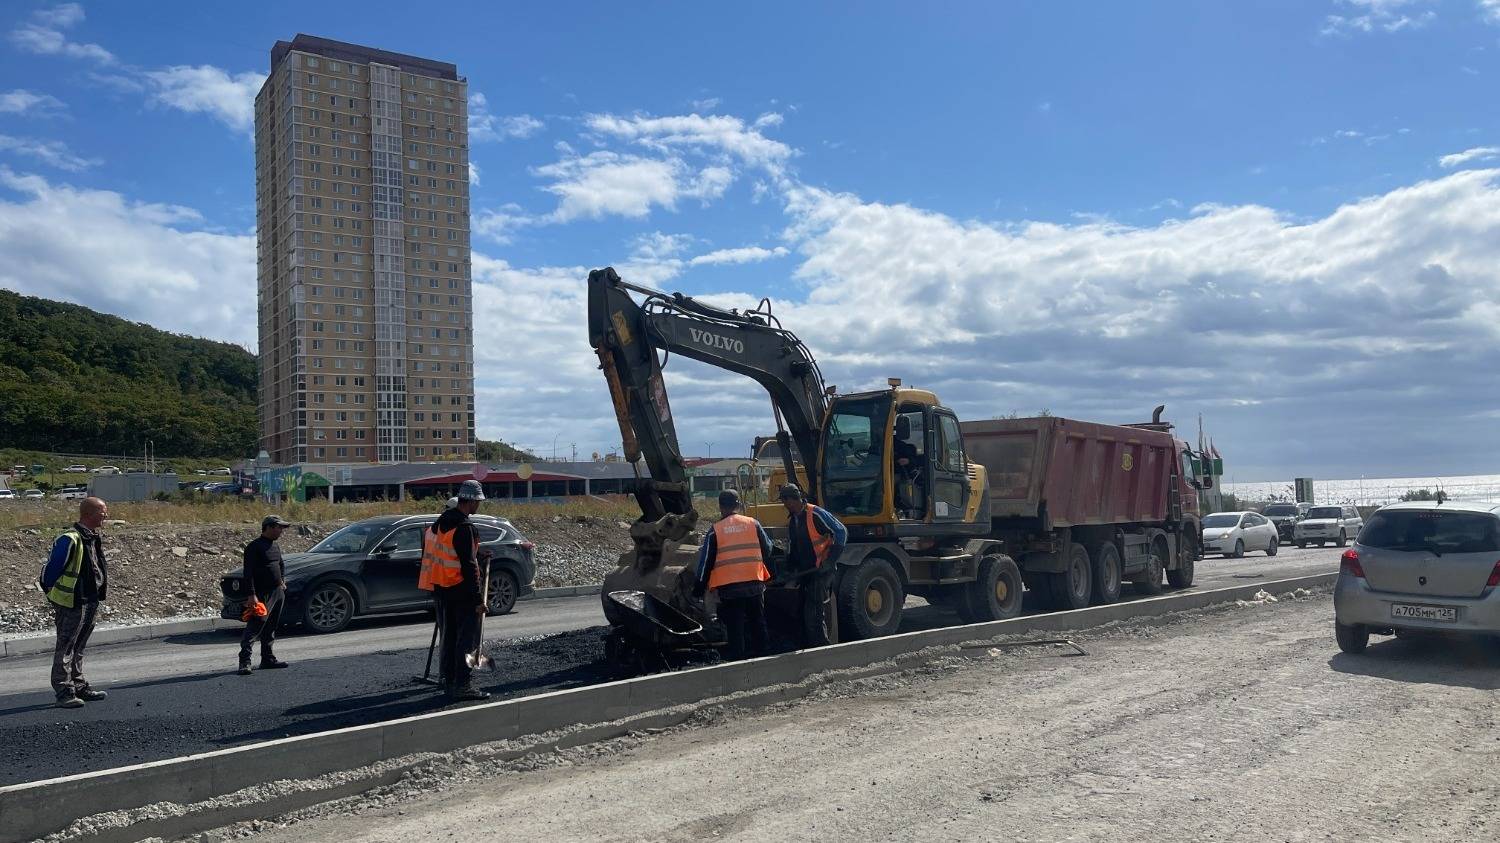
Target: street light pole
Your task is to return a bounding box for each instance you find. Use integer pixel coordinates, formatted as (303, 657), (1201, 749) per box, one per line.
(551, 433), (562, 462)
(705, 442), (713, 459)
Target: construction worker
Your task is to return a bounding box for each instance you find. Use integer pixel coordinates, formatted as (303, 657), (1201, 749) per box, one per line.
(39, 497), (111, 708)
(779, 483), (847, 647)
(693, 489), (774, 660)
(238, 515), (292, 675)
(419, 479), (490, 701)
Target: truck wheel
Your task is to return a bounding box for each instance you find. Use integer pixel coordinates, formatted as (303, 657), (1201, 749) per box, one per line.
(1166, 553), (1195, 589)
(1132, 550), (1165, 596)
(1335, 620), (1368, 654)
(1046, 544), (1092, 611)
(963, 555), (1025, 622)
(1087, 542), (1122, 605)
(836, 557), (905, 640)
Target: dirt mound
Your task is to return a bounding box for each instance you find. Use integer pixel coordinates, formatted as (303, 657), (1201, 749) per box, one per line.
(0, 514), (636, 636)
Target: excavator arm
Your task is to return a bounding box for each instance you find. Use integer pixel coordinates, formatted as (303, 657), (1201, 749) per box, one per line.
(587, 266), (828, 521)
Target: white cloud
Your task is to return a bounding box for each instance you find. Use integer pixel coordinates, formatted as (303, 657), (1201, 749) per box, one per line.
(1483, 0), (1500, 23)
(468, 161), (480, 187)
(533, 151), (682, 221)
(689, 245), (790, 266)
(469, 93), (542, 142)
(0, 135), (99, 171)
(586, 112), (794, 172)
(1439, 146), (1500, 168)
(472, 204), (537, 244)
(0, 168), (255, 345)
(691, 97), (721, 112)
(0, 89), (66, 117)
(9, 3), (113, 63)
(1321, 0), (1435, 34)
(144, 65), (265, 133)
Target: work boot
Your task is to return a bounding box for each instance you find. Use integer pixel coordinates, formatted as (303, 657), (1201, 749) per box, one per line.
(55, 694), (84, 709)
(259, 657), (289, 669)
(76, 687), (107, 702)
(449, 685), (489, 701)
(237, 659), (252, 676)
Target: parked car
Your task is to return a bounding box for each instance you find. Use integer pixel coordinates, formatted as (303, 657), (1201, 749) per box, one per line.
(219, 514), (537, 634)
(55, 486), (88, 500)
(64, 464), (88, 473)
(93, 465), (120, 475)
(0, 489), (15, 500)
(1334, 501), (1500, 653)
(1295, 505), (1363, 548)
(1261, 503), (1305, 543)
(21, 489), (45, 499)
(1201, 511), (1280, 558)
(212, 468), (232, 475)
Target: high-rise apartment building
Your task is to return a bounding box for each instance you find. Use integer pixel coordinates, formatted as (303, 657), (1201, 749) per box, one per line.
(255, 35), (475, 465)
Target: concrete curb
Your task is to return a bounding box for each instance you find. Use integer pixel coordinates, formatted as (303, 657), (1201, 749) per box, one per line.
(523, 584), (601, 600)
(0, 573), (1334, 843)
(0, 586), (603, 660)
(0, 617), (240, 659)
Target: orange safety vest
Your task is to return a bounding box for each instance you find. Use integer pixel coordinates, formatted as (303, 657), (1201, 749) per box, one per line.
(418, 524), (472, 590)
(707, 514), (772, 590)
(803, 504), (834, 568)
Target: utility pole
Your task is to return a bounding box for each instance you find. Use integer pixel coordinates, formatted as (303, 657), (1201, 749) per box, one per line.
(705, 442), (713, 459)
(570, 443), (577, 463)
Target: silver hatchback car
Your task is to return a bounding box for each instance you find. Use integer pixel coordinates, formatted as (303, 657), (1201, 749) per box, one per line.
(1333, 501), (1500, 653)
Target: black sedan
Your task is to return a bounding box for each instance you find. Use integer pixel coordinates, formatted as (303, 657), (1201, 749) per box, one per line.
(220, 514), (537, 634)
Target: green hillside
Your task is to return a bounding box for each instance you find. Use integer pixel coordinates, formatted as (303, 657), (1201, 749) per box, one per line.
(0, 290), (258, 458)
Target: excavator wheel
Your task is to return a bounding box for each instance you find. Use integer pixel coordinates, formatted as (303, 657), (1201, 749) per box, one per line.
(836, 557), (905, 640)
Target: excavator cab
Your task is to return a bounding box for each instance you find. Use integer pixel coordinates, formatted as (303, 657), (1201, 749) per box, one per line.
(818, 382), (988, 533)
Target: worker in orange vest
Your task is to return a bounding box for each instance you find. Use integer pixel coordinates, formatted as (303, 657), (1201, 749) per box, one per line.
(419, 479), (490, 700)
(693, 489), (775, 660)
(780, 483), (847, 647)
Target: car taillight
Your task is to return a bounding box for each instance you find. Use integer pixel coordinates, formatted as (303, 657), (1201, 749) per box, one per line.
(1340, 549), (1364, 579)
(1487, 561), (1500, 588)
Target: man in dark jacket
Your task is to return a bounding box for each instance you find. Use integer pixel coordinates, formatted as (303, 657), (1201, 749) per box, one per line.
(424, 479), (491, 700)
(40, 497), (110, 708)
(238, 515), (292, 675)
(780, 484), (847, 647)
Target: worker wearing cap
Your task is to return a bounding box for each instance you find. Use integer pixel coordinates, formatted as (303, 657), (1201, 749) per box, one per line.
(693, 489), (774, 660)
(238, 515), (291, 675)
(420, 479), (490, 701)
(779, 483), (847, 647)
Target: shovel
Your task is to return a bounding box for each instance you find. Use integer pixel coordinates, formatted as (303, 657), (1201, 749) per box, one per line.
(466, 557), (496, 672)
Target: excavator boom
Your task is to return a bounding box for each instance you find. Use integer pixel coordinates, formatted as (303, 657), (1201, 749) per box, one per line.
(587, 266), (828, 521)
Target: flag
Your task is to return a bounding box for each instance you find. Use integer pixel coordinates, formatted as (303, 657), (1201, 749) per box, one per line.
(1210, 440), (1224, 476)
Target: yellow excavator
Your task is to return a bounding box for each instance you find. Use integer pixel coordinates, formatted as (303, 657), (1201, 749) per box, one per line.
(587, 267), (1025, 661)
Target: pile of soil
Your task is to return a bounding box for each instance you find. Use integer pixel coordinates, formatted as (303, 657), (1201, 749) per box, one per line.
(0, 514), (637, 636)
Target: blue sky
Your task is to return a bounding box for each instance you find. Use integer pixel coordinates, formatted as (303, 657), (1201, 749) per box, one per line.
(2, 1), (1500, 480)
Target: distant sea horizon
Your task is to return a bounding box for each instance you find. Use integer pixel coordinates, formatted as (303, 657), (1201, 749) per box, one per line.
(1224, 474), (1500, 507)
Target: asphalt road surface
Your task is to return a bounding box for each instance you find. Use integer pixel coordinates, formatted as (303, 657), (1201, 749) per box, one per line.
(0, 545), (1339, 786)
(225, 586), (1500, 842)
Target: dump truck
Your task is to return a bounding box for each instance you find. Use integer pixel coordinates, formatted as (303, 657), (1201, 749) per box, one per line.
(960, 411), (1204, 609)
(586, 267), (1208, 660)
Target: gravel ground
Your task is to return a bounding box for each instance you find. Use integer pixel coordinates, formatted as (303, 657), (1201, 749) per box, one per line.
(184, 590), (1500, 843)
(0, 515), (631, 636)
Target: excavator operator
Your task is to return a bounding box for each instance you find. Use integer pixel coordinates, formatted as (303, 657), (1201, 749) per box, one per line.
(894, 414), (926, 517)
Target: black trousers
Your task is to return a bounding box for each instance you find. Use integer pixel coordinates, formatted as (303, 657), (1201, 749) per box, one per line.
(434, 586), (479, 691)
(52, 600), (99, 698)
(716, 592), (769, 660)
(239, 589), (284, 663)
(800, 568), (836, 648)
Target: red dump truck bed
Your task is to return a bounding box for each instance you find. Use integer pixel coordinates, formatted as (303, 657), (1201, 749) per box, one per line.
(961, 416), (1180, 529)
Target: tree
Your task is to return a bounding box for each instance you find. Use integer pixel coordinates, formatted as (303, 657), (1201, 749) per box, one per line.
(1400, 489), (1435, 502)
(476, 439), (538, 462)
